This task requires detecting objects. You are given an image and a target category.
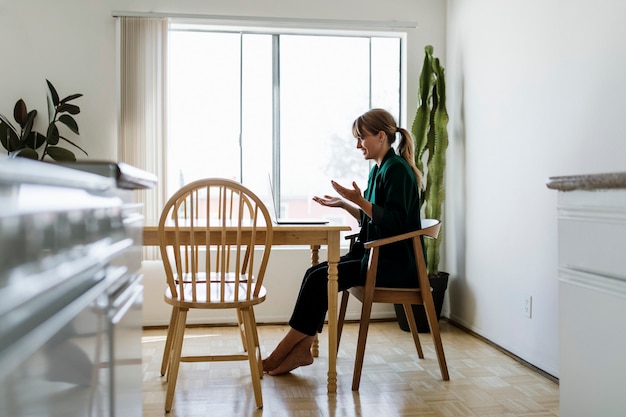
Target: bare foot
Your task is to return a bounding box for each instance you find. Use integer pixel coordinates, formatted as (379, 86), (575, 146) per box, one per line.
(267, 337), (314, 376)
(263, 329), (310, 372)
(263, 351), (288, 373)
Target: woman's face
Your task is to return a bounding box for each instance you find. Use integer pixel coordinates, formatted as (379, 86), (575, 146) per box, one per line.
(355, 128), (386, 161)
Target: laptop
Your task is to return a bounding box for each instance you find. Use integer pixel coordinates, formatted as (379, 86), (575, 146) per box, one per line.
(267, 174), (329, 225)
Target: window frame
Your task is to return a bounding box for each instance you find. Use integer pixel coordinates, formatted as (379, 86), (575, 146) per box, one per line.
(167, 21), (408, 236)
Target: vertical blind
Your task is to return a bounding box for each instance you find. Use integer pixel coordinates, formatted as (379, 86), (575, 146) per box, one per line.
(118, 16), (168, 259)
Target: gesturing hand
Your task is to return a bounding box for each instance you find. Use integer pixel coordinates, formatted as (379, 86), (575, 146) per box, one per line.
(312, 195), (343, 208)
(330, 180), (362, 205)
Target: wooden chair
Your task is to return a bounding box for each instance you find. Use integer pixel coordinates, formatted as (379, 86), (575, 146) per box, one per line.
(158, 178), (273, 411)
(337, 219), (449, 391)
(159, 183), (254, 378)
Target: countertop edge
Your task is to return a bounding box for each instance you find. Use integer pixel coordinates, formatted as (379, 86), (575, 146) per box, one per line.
(546, 172), (626, 191)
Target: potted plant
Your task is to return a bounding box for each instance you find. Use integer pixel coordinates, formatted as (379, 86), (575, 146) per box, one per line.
(0, 80), (87, 161)
(395, 45), (450, 332)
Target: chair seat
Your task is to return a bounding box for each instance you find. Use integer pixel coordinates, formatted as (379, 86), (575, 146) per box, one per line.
(348, 285), (424, 305)
(165, 282), (267, 308)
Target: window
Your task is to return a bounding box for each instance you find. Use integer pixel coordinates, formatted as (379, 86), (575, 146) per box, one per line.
(167, 23), (404, 240)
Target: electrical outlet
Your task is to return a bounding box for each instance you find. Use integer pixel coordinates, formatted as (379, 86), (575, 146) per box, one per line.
(523, 295), (532, 318)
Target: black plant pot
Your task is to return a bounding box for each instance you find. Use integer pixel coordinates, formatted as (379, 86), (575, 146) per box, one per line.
(395, 271), (449, 333)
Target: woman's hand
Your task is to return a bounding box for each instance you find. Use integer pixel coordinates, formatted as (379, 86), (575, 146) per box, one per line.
(312, 195), (344, 208)
(313, 180), (369, 221)
(330, 180), (362, 205)
(330, 180), (372, 219)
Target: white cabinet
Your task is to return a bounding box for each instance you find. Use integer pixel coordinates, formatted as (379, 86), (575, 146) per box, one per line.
(548, 173), (626, 417)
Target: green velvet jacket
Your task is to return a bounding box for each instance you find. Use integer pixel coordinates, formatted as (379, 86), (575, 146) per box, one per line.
(357, 148), (422, 287)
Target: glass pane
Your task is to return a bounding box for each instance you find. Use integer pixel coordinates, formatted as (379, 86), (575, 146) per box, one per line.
(241, 34), (273, 200)
(279, 35), (372, 231)
(371, 37), (401, 120)
(167, 31), (242, 197)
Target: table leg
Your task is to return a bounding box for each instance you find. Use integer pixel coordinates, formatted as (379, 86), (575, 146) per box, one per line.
(326, 232), (340, 394)
(310, 245), (320, 358)
(312, 336), (320, 358)
(310, 244), (320, 265)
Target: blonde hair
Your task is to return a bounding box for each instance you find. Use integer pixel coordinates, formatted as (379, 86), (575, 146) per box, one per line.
(352, 108), (423, 188)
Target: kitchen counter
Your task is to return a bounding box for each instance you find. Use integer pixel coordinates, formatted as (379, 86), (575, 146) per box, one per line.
(546, 171), (626, 191)
(547, 171), (626, 416)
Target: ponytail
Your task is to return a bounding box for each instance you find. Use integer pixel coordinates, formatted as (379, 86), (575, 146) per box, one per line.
(396, 127), (423, 189)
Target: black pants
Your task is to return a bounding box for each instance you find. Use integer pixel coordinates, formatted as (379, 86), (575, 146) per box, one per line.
(288, 243), (365, 336)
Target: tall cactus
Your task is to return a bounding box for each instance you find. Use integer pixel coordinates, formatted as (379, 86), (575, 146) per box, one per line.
(411, 45), (449, 276)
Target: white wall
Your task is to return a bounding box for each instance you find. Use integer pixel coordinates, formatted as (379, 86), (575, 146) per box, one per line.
(446, 0), (626, 378)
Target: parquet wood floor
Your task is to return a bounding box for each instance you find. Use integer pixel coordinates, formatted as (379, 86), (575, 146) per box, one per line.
(142, 321), (559, 417)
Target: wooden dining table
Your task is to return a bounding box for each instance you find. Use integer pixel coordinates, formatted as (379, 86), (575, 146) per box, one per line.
(142, 221), (352, 393)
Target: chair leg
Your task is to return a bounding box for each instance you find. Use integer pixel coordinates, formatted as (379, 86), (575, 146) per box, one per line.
(422, 297), (449, 381)
(160, 307), (179, 377)
(352, 297), (374, 391)
(403, 304), (424, 359)
(241, 307), (264, 409)
(165, 308), (188, 413)
(337, 290), (350, 352)
(249, 307), (263, 378)
(236, 308), (247, 352)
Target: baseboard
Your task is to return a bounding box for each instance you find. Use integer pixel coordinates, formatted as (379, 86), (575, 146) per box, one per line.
(443, 317), (559, 385)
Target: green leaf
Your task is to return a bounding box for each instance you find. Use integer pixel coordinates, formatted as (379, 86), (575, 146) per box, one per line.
(22, 110), (37, 140)
(60, 93), (83, 104)
(0, 122), (9, 151)
(46, 123), (60, 145)
(13, 99), (28, 127)
(46, 146), (76, 162)
(1, 122), (12, 151)
(46, 80), (59, 106)
(58, 114), (79, 134)
(12, 147), (40, 160)
(57, 103), (80, 115)
(0, 112), (16, 129)
(23, 131), (46, 149)
(46, 80), (59, 123)
(47, 92), (55, 124)
(0, 119), (20, 151)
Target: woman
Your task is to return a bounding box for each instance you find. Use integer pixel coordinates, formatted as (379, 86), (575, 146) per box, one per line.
(262, 108), (423, 376)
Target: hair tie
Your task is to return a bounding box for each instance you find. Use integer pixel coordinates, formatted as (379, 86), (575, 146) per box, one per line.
(395, 127), (400, 133)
